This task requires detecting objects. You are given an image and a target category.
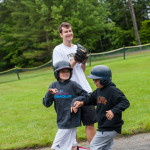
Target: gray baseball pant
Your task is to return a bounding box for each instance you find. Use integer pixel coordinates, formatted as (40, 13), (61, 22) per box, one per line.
(90, 130), (117, 150)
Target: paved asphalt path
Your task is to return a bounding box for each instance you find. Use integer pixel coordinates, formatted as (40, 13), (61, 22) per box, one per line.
(79, 133), (150, 150)
(28, 133), (150, 150)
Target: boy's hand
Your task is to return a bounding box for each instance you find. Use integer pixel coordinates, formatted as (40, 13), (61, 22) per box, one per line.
(70, 101), (84, 113)
(70, 107), (78, 113)
(49, 88), (58, 94)
(106, 110), (114, 120)
(74, 101), (84, 108)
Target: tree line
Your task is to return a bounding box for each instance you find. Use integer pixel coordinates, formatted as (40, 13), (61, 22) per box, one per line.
(0, 0), (150, 71)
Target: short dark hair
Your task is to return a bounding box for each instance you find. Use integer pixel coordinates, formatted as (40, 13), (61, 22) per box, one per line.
(58, 22), (72, 33)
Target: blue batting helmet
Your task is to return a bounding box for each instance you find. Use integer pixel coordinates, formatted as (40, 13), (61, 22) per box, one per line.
(54, 60), (72, 80)
(87, 65), (112, 85)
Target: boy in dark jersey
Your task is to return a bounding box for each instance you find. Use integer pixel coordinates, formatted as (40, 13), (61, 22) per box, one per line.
(43, 60), (89, 150)
(71, 65), (130, 150)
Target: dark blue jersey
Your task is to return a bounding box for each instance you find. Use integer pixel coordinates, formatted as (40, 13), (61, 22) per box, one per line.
(43, 80), (88, 129)
(83, 82), (130, 134)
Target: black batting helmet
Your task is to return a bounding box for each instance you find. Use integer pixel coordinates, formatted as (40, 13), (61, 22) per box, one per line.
(87, 65), (112, 85)
(54, 60), (72, 80)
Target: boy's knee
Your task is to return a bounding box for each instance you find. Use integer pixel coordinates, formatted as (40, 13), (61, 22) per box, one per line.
(86, 124), (95, 129)
(72, 146), (78, 150)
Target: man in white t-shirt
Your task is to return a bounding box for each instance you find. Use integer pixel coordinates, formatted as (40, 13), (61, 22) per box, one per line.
(52, 22), (97, 144)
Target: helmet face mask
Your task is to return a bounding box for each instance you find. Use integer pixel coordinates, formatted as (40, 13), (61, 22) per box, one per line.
(54, 60), (72, 80)
(87, 65), (112, 86)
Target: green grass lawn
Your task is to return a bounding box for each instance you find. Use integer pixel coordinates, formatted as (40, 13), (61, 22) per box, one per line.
(0, 51), (150, 150)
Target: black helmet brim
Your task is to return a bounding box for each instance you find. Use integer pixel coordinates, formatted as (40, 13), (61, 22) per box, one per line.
(55, 67), (72, 72)
(87, 74), (101, 79)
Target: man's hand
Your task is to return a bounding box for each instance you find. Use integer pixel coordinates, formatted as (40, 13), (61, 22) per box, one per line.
(49, 88), (58, 94)
(70, 57), (77, 68)
(106, 110), (114, 120)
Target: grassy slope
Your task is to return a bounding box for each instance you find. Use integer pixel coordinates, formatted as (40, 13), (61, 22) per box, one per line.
(0, 51), (150, 150)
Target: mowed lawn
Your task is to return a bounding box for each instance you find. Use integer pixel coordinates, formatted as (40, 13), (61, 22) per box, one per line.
(0, 51), (150, 150)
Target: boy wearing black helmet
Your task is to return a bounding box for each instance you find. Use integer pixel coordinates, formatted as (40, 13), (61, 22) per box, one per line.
(43, 60), (89, 150)
(71, 65), (130, 150)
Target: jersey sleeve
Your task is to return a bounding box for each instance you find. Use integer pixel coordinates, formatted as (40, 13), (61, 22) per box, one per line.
(111, 88), (130, 115)
(43, 84), (55, 108)
(83, 90), (98, 106)
(70, 81), (90, 106)
(71, 81), (97, 105)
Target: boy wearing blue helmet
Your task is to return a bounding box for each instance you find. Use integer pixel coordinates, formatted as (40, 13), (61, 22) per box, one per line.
(43, 60), (89, 150)
(71, 65), (130, 150)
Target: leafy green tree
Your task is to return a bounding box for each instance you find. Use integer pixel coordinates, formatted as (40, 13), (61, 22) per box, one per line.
(0, 0), (57, 69)
(139, 20), (150, 44)
(1, 0), (149, 71)
(50, 0), (113, 52)
(104, 0), (150, 46)
(132, 0), (150, 28)
(0, 0), (17, 71)
(8, 0), (54, 66)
